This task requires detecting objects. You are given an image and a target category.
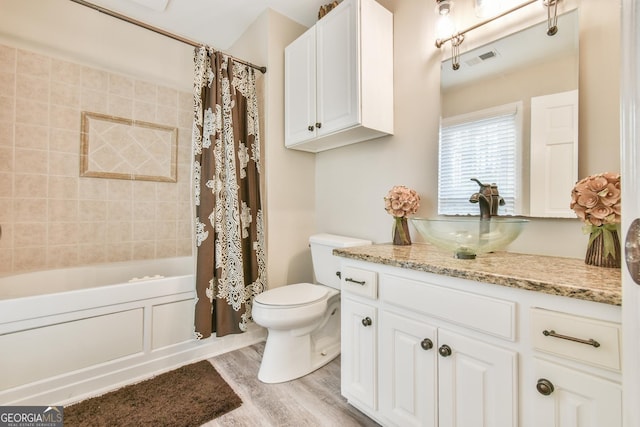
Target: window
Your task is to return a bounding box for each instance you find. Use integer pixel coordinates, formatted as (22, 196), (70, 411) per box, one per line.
(438, 102), (523, 216)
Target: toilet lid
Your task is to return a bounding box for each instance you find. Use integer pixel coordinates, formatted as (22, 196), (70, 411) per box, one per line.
(254, 283), (328, 307)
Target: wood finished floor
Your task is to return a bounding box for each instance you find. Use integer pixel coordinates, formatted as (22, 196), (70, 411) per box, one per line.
(204, 342), (380, 427)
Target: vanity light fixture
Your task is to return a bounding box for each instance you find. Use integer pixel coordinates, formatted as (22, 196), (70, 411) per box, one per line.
(435, 0), (561, 70)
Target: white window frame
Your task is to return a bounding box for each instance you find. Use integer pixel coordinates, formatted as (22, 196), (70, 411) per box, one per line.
(438, 101), (524, 216)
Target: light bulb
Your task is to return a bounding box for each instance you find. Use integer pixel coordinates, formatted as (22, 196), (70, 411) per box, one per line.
(436, 14), (456, 40)
(435, 0), (453, 16)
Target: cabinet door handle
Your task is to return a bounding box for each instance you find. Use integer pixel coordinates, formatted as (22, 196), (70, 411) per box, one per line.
(361, 317), (372, 327)
(542, 329), (600, 348)
(308, 125), (314, 131)
(421, 338), (433, 351)
(438, 344), (452, 357)
(345, 277), (366, 286)
(316, 122), (322, 129)
(536, 378), (555, 396)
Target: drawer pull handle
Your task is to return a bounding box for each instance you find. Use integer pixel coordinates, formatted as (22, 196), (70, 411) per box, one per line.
(542, 329), (601, 348)
(345, 277), (366, 286)
(536, 378), (555, 396)
(362, 317), (372, 327)
(421, 338), (433, 351)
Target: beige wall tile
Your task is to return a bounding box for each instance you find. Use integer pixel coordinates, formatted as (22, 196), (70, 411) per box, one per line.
(132, 241), (155, 260)
(47, 245), (78, 268)
(0, 146), (13, 173)
(176, 239), (193, 257)
(107, 179), (133, 200)
(134, 80), (156, 103)
(13, 246), (46, 272)
(107, 95), (133, 118)
(15, 148), (47, 174)
(81, 67), (108, 91)
(107, 200), (133, 221)
(0, 45), (16, 74)
(178, 110), (191, 129)
(156, 221), (176, 240)
(155, 240), (177, 258)
(78, 177), (107, 200)
(133, 181), (156, 201)
(51, 59), (81, 86)
(0, 198), (13, 221)
(156, 201), (177, 221)
(48, 199), (78, 222)
(109, 74), (134, 97)
(79, 200), (107, 222)
(48, 176), (78, 199)
(106, 242), (132, 262)
(156, 105), (177, 127)
(16, 74), (49, 101)
(15, 98), (48, 126)
(15, 124), (48, 150)
(14, 222), (47, 247)
(81, 88), (108, 114)
(17, 50), (50, 79)
(15, 174), (48, 198)
(133, 220), (155, 241)
(0, 223), (12, 248)
(0, 172), (12, 197)
(0, 71), (16, 97)
(0, 95), (15, 123)
(78, 221), (106, 243)
(49, 151), (77, 176)
(14, 198), (47, 222)
(133, 201), (156, 219)
(156, 182), (178, 201)
(50, 129), (78, 153)
(0, 123), (13, 147)
(133, 100), (155, 122)
(178, 91), (191, 111)
(51, 82), (81, 107)
(50, 105), (80, 131)
(106, 221), (131, 242)
(0, 248), (12, 273)
(176, 220), (192, 240)
(48, 222), (78, 245)
(157, 86), (177, 106)
(77, 243), (106, 265)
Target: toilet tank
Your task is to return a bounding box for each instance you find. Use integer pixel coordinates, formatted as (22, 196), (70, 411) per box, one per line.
(309, 234), (372, 290)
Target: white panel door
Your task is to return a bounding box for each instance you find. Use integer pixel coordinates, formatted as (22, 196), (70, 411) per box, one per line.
(532, 359), (622, 427)
(315, 0), (359, 136)
(530, 90), (579, 217)
(380, 311), (437, 427)
(341, 297), (377, 410)
(284, 27), (316, 146)
(437, 329), (517, 427)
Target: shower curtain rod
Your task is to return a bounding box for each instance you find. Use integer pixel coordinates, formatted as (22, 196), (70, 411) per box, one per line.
(69, 0), (267, 73)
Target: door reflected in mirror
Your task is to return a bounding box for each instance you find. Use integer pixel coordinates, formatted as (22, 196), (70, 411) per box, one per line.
(439, 10), (579, 218)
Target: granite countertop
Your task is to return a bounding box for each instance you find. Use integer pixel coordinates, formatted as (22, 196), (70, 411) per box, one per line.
(333, 243), (622, 306)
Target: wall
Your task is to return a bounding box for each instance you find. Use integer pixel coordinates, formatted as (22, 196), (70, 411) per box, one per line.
(230, 10), (316, 288)
(0, 0), (194, 274)
(316, 0), (621, 259)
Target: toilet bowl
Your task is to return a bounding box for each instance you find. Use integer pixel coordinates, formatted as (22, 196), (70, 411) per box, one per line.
(252, 234), (371, 384)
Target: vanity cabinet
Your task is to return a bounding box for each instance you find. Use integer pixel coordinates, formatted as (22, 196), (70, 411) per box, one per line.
(284, 0), (393, 153)
(529, 308), (622, 427)
(337, 255), (622, 427)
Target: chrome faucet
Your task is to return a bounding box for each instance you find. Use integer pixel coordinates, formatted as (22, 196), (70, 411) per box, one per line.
(469, 178), (505, 220)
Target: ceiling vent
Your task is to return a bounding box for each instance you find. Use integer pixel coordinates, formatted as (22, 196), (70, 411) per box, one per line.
(465, 49), (499, 67)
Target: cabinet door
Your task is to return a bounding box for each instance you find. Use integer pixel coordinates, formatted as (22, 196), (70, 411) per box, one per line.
(532, 359), (621, 427)
(284, 27), (316, 146)
(341, 297), (377, 410)
(437, 329), (517, 427)
(380, 311), (437, 427)
(316, 0), (359, 136)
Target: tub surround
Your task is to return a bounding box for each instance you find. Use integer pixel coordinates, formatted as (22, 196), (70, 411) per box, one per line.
(334, 243), (621, 305)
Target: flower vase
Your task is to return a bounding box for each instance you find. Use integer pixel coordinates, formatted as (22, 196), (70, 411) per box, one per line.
(585, 226), (621, 268)
(393, 217), (411, 246)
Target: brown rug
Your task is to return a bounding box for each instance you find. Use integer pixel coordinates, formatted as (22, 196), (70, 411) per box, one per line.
(64, 360), (241, 427)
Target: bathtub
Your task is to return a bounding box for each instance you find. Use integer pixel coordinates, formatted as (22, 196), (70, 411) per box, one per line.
(0, 257), (265, 405)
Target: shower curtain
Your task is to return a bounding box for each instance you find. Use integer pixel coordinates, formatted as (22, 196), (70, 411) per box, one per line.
(192, 47), (266, 339)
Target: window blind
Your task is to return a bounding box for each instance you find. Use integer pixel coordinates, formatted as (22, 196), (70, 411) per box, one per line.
(438, 102), (522, 216)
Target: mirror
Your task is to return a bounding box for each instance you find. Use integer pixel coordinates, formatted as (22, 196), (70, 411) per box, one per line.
(440, 10), (579, 218)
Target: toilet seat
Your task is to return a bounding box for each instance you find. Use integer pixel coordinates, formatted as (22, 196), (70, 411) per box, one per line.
(254, 283), (328, 308)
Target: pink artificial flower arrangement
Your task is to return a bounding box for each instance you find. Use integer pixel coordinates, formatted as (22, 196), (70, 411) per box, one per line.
(570, 172), (621, 227)
(384, 185), (420, 218)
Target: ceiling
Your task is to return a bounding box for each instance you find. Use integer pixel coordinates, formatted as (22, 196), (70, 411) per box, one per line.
(81, 0), (330, 50)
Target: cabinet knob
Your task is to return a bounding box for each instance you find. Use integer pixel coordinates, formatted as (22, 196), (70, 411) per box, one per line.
(308, 125), (314, 131)
(361, 317), (372, 327)
(316, 122), (322, 129)
(438, 344), (452, 357)
(421, 338), (433, 351)
(536, 378), (555, 396)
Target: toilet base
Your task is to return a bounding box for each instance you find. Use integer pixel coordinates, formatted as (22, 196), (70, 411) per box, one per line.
(257, 300), (341, 384)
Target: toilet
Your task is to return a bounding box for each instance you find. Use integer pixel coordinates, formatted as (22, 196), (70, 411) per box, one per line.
(252, 233), (371, 383)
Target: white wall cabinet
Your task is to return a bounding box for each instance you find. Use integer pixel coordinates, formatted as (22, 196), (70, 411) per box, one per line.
(284, 0), (393, 153)
(338, 258), (621, 427)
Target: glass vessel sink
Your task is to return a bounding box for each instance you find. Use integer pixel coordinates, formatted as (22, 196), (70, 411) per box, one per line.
(411, 217), (528, 259)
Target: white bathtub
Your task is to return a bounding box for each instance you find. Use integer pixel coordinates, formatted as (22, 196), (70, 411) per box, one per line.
(0, 257), (265, 405)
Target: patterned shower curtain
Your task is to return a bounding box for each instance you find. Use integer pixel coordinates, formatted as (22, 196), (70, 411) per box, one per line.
(192, 47), (266, 339)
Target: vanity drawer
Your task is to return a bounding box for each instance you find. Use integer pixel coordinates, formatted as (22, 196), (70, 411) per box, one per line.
(380, 274), (516, 341)
(341, 266), (377, 299)
(531, 308), (621, 371)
